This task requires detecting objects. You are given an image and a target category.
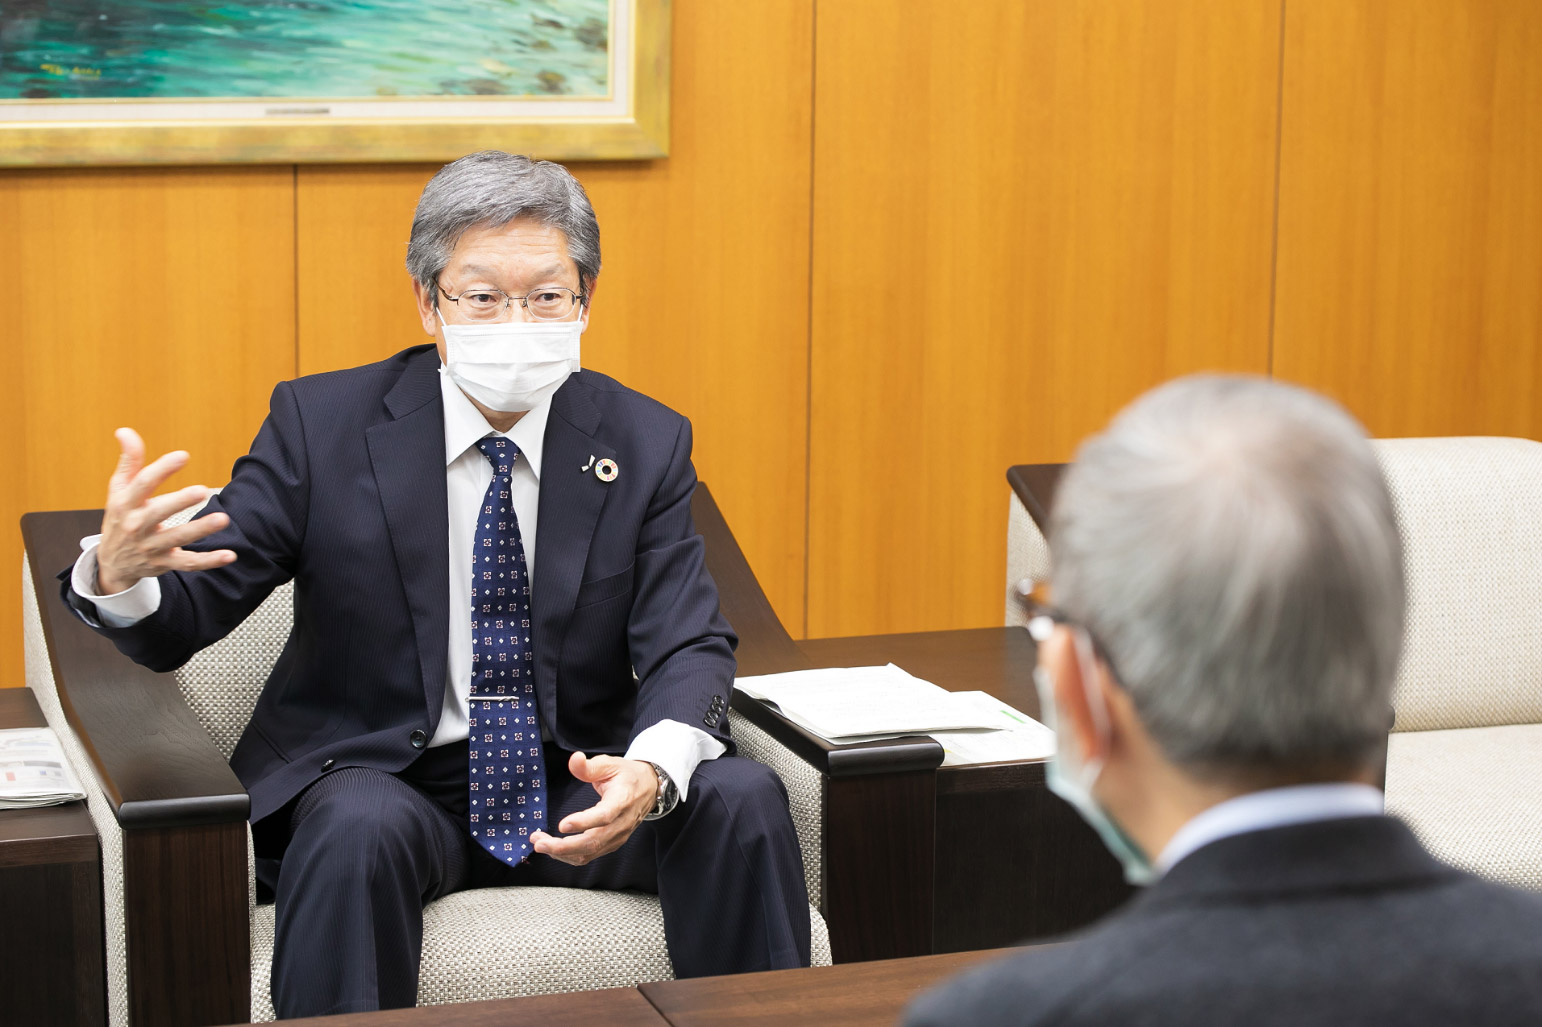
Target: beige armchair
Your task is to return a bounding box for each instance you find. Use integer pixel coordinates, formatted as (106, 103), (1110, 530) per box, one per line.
(1006, 438), (1542, 892)
(23, 483), (828, 1025)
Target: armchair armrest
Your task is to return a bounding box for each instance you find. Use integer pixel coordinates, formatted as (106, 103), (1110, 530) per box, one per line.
(728, 690), (943, 965)
(23, 509), (250, 1027)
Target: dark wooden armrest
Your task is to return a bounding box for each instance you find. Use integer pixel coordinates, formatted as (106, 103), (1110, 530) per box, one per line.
(728, 691), (944, 778)
(23, 509), (250, 1026)
(1006, 463), (1067, 535)
(23, 510), (248, 829)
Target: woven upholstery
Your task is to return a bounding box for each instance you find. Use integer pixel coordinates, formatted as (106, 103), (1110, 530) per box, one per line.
(1004, 492), (1050, 629)
(1375, 437), (1542, 732)
(1386, 724), (1542, 891)
(25, 509), (830, 1023)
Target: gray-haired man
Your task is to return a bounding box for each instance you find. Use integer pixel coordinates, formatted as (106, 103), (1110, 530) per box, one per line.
(64, 152), (810, 1016)
(907, 375), (1542, 1026)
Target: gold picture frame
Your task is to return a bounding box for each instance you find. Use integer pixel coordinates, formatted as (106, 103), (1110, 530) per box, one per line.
(0, 0), (669, 166)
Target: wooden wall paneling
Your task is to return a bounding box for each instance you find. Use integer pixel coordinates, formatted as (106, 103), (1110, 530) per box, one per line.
(574, 0), (814, 636)
(296, 0), (816, 636)
(0, 167), (297, 687)
(1272, 0), (1542, 439)
(807, 0), (1282, 638)
(295, 165), (439, 376)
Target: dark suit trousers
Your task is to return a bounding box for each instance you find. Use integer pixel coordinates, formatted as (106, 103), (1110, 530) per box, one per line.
(258, 742), (811, 1018)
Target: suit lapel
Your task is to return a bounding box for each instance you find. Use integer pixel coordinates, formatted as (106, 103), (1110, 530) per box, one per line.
(366, 350), (451, 726)
(532, 375), (616, 720)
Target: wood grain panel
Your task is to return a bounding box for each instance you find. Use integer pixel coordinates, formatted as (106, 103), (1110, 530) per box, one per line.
(295, 0), (815, 636)
(807, 0), (1281, 637)
(1272, 0), (1542, 439)
(0, 166), (296, 686)
(296, 164), (439, 376)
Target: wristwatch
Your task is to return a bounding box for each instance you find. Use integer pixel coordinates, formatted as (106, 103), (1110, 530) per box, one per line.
(642, 762), (680, 821)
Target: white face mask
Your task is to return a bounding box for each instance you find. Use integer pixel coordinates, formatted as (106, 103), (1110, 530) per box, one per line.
(1032, 627), (1157, 886)
(437, 309), (584, 414)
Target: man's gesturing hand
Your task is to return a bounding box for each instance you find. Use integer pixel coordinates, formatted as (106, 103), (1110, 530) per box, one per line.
(530, 753), (659, 867)
(94, 428), (238, 595)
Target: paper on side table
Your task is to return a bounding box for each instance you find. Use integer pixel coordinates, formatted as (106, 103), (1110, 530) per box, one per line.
(734, 664), (1002, 739)
(932, 691), (1057, 766)
(0, 727), (87, 808)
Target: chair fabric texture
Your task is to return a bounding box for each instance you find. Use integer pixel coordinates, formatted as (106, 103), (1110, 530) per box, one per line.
(1004, 492), (1049, 629)
(26, 506), (830, 1025)
(1385, 723), (1542, 892)
(1374, 437), (1542, 733)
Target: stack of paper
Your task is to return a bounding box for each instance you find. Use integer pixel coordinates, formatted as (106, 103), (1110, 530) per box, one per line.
(734, 663), (1056, 766)
(0, 727), (87, 809)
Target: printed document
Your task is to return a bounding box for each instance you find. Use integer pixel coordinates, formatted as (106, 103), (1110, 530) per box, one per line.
(0, 727), (87, 808)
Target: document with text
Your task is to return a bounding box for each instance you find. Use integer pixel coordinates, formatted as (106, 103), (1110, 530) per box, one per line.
(0, 727), (86, 808)
(735, 664), (1057, 765)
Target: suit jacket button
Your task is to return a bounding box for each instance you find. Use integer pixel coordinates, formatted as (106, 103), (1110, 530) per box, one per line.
(703, 715), (716, 727)
(410, 729), (427, 749)
(321, 758), (335, 771)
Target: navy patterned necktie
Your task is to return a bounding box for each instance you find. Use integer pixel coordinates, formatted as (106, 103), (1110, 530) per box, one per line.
(467, 437), (547, 865)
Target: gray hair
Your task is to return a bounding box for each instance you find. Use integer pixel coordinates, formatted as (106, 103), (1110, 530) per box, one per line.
(1049, 375), (1404, 776)
(406, 151), (601, 299)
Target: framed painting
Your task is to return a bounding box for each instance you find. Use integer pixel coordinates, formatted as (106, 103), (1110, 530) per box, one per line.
(0, 0), (669, 166)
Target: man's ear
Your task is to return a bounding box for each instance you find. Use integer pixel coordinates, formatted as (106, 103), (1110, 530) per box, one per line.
(1043, 625), (1111, 767)
(411, 278), (439, 338)
(581, 276), (598, 322)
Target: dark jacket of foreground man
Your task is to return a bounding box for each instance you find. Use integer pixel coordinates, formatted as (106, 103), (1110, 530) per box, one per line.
(906, 816), (1542, 1026)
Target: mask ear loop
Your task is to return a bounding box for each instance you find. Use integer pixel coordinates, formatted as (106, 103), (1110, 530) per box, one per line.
(1071, 627), (1114, 782)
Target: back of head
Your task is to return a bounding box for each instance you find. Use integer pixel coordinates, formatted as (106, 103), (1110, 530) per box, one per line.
(1049, 375), (1405, 779)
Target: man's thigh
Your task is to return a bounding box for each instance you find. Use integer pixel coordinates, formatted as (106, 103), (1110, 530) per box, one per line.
(272, 766), (479, 903)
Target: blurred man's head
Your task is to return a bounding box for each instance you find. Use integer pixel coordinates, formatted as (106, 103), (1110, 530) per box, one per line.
(1036, 375), (1405, 871)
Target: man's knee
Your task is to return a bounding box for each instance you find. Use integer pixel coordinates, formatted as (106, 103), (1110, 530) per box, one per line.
(286, 770), (437, 880)
(684, 758), (796, 846)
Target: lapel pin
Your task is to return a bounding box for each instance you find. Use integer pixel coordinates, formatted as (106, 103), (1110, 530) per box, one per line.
(595, 458), (619, 482)
(580, 455), (595, 472)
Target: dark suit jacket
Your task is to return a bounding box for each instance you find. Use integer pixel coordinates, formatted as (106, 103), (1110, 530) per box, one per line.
(64, 345), (737, 826)
(906, 816), (1542, 1026)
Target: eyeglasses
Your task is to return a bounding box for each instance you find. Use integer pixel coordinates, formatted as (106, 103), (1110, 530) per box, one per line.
(437, 285), (585, 322)
(1012, 579), (1125, 684)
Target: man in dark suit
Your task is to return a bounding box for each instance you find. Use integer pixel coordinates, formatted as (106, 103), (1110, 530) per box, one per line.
(63, 152), (810, 1017)
(907, 376), (1542, 1026)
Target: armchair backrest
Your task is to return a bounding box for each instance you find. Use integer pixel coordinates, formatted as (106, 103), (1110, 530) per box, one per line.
(161, 501), (291, 758)
(1376, 437), (1542, 732)
(1008, 441), (1542, 734)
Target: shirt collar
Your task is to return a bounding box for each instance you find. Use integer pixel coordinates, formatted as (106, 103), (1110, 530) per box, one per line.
(438, 368), (550, 480)
(1156, 782), (1385, 875)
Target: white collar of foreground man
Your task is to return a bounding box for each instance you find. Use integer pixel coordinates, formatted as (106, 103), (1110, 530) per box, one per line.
(1156, 783), (1386, 876)
(440, 366), (553, 477)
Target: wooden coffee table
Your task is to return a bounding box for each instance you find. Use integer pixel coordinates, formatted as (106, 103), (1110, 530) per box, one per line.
(264, 948), (1013, 1027)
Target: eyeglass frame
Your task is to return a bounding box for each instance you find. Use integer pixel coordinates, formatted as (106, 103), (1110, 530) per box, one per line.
(435, 283), (589, 322)
(1011, 580), (1127, 687)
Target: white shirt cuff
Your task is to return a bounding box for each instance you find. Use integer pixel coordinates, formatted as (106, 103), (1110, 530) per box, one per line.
(625, 718), (727, 802)
(73, 535), (162, 628)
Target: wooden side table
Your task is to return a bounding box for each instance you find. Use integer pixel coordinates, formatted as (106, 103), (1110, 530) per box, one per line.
(0, 688), (106, 1026)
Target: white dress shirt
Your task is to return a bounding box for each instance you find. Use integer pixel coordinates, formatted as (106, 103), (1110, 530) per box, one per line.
(1156, 782), (1386, 875)
(73, 368), (725, 799)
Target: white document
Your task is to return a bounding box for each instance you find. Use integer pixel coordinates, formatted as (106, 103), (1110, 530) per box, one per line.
(733, 664), (1003, 740)
(0, 727), (87, 809)
(931, 691), (1057, 767)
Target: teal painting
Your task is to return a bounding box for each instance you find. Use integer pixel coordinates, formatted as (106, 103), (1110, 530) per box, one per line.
(0, 0), (612, 100)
